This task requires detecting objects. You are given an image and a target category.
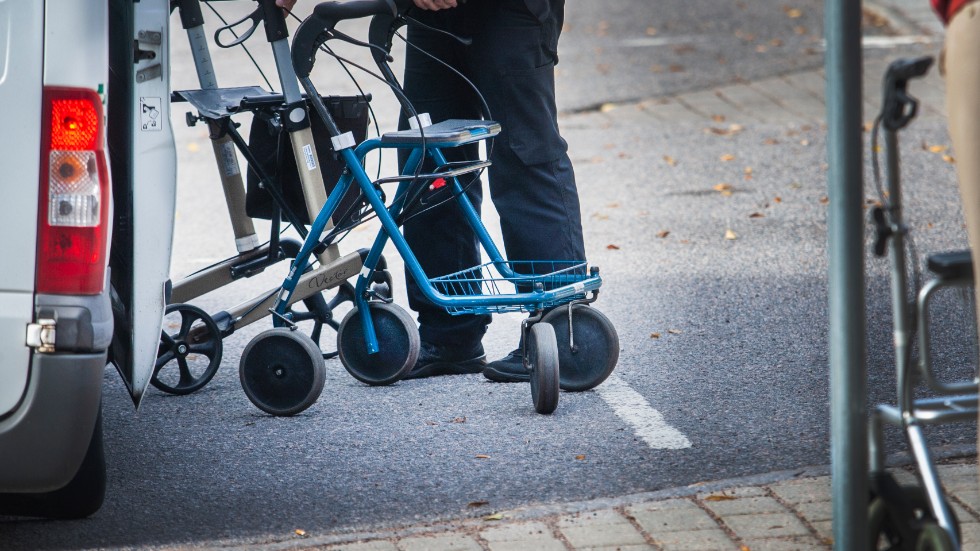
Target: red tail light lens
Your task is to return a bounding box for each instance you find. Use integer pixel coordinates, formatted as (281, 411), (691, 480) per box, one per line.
(36, 87), (109, 295)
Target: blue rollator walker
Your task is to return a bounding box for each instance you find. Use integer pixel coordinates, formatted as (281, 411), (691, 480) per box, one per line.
(238, 0), (619, 416)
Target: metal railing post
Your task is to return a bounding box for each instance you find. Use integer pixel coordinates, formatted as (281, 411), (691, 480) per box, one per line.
(825, 0), (867, 549)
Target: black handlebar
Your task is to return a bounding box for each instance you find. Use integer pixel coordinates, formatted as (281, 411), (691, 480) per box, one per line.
(292, 0), (398, 78)
(880, 56), (933, 131)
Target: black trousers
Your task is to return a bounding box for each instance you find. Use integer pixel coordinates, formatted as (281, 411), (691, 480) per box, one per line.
(399, 0), (585, 347)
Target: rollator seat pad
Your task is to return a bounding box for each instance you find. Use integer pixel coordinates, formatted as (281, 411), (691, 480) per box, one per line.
(927, 249), (973, 281)
(381, 119), (501, 147)
(172, 86), (271, 119)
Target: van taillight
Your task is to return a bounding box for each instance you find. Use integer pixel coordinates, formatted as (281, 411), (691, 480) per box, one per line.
(36, 87), (109, 295)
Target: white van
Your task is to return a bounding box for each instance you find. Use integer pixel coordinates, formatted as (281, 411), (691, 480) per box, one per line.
(0, 0), (174, 518)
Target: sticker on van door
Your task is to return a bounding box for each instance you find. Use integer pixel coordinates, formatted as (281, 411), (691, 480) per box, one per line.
(140, 97), (162, 131)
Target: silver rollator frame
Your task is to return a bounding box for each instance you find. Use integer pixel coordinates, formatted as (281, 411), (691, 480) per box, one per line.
(868, 56), (978, 551)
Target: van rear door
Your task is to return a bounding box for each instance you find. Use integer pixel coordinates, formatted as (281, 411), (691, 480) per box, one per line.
(107, 0), (176, 406)
(0, 0), (44, 417)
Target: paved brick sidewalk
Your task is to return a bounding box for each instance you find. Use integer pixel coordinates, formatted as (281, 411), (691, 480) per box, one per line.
(203, 456), (969, 551)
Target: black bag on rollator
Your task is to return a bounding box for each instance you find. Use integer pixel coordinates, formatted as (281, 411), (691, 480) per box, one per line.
(245, 95), (370, 227)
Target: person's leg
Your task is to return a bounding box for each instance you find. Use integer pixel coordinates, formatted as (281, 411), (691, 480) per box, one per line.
(463, 0), (586, 381)
(942, 0), (980, 476)
(398, 8), (491, 377)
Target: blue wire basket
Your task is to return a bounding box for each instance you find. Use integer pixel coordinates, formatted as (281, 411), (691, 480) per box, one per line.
(429, 260), (596, 315)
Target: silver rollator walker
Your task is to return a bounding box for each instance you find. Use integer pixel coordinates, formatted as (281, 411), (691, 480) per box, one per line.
(867, 56), (979, 551)
(154, 0), (388, 408)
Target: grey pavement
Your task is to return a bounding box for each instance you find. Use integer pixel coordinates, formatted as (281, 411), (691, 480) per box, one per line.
(156, 3), (977, 550)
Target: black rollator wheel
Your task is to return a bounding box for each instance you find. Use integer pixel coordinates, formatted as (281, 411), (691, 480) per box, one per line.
(868, 483), (960, 551)
(287, 282), (356, 360)
(527, 323), (559, 415)
(337, 302), (419, 385)
(153, 303), (222, 395)
(541, 304), (619, 392)
(239, 328), (326, 416)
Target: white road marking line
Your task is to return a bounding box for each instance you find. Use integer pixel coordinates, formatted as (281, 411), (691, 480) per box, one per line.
(818, 36), (933, 50)
(596, 375), (692, 450)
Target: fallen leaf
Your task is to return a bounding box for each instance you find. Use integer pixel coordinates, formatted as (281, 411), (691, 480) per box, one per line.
(724, 229), (738, 240)
(755, 44), (768, 53)
(943, 154), (956, 164)
(468, 501), (490, 508)
(819, 196), (829, 204)
(575, 454), (586, 460)
(774, 196), (782, 203)
(770, 38), (783, 47)
(475, 454), (490, 459)
(656, 230), (670, 238)
(785, 7), (803, 18)
(794, 25), (807, 35)
(749, 212), (765, 218)
(720, 154), (735, 162)
(646, 27), (658, 36)
(744, 166), (753, 180)
(599, 103), (616, 112)
(663, 155), (677, 166)
(713, 183), (733, 192)
(607, 202), (620, 208)
(705, 123), (745, 136)
(484, 513), (505, 521)
(668, 64), (685, 73)
(800, 139), (810, 146)
(650, 332), (661, 339)
(294, 529), (307, 537)
(668, 329), (683, 335)
(712, 114), (726, 123)
(606, 244), (621, 250)
(763, 138), (779, 145)
(928, 144), (947, 153)
(452, 416), (467, 423)
(704, 494), (738, 502)
(617, 152), (631, 159)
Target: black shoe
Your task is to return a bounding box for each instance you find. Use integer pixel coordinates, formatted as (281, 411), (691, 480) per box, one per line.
(482, 349), (530, 383)
(403, 341), (487, 379)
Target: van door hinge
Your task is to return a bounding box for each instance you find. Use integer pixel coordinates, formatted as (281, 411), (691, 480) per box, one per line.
(26, 319), (56, 353)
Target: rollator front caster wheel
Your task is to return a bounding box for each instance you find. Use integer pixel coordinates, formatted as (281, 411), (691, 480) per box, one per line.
(338, 302), (419, 385)
(239, 328), (325, 416)
(868, 483), (960, 551)
(153, 303), (222, 395)
(528, 323), (559, 415)
(541, 304), (619, 392)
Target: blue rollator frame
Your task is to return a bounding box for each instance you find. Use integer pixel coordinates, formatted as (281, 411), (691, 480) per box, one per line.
(270, 123), (602, 356)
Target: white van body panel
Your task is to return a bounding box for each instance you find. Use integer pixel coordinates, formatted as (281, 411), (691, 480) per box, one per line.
(0, 0), (43, 416)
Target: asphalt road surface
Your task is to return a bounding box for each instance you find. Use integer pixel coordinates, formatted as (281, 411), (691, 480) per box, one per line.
(3, 1), (976, 549)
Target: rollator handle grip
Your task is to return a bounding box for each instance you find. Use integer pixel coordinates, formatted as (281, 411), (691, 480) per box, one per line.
(880, 56), (933, 131)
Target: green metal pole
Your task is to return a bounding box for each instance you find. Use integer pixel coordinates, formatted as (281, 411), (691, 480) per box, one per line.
(825, 0), (867, 549)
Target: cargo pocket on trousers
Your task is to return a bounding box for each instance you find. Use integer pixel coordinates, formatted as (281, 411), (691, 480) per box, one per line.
(500, 64), (567, 166)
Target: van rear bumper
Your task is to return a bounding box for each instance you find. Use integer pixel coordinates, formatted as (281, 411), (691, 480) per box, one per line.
(0, 353), (104, 492)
